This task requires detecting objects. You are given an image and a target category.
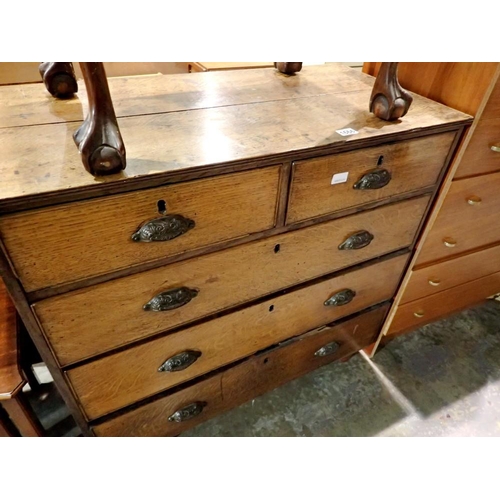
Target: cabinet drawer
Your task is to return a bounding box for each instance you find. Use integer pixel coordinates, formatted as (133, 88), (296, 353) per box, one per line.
(0, 166), (281, 292)
(68, 254), (407, 419)
(416, 171), (500, 266)
(401, 243), (500, 304)
(92, 304), (389, 436)
(286, 132), (455, 224)
(388, 270), (500, 335)
(36, 196), (427, 366)
(454, 117), (500, 179)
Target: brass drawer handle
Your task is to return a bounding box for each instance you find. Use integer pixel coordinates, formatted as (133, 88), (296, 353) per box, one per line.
(490, 143), (500, 153)
(143, 286), (199, 311)
(428, 278), (441, 286)
(158, 350), (202, 372)
(413, 311), (424, 318)
(324, 288), (356, 307)
(443, 237), (457, 248)
(467, 196), (482, 206)
(338, 230), (374, 250)
(132, 214), (195, 242)
(315, 341), (340, 357)
(168, 402), (206, 423)
(353, 168), (392, 190)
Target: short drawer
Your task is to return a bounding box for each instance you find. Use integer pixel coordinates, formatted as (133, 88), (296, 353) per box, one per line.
(286, 132), (455, 224)
(68, 254), (407, 420)
(92, 304), (389, 436)
(454, 117), (500, 179)
(388, 270), (500, 335)
(35, 195), (428, 366)
(401, 243), (500, 304)
(0, 166), (281, 292)
(416, 170), (500, 266)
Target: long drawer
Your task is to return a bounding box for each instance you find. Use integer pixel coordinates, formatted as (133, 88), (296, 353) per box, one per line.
(388, 270), (500, 335)
(68, 254), (407, 420)
(416, 171), (500, 266)
(35, 196), (428, 366)
(401, 243), (500, 304)
(0, 166), (280, 292)
(92, 304), (389, 436)
(286, 132), (455, 224)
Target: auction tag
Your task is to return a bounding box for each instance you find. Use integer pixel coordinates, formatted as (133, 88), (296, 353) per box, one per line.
(336, 128), (359, 137)
(331, 172), (349, 185)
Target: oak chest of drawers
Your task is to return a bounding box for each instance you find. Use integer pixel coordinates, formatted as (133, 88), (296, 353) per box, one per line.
(0, 64), (471, 436)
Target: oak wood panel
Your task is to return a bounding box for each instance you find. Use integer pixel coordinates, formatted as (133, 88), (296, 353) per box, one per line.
(287, 132), (456, 223)
(35, 196), (427, 366)
(1, 397), (43, 437)
(415, 171), (500, 266)
(475, 72), (500, 121)
(68, 256), (406, 419)
(93, 305), (389, 436)
(0, 166), (280, 292)
(0, 279), (23, 399)
(363, 63), (499, 116)
(400, 243), (500, 304)
(0, 64), (368, 129)
(454, 117), (500, 179)
(0, 77), (471, 210)
(388, 270), (500, 336)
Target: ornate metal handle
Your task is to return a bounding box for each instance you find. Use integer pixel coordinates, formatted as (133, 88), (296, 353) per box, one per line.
(143, 286), (199, 311)
(467, 196), (482, 206)
(158, 350), (202, 372)
(338, 230), (374, 250)
(168, 402), (206, 423)
(490, 143), (500, 153)
(353, 168), (392, 190)
(315, 341), (340, 357)
(324, 289), (356, 307)
(132, 214), (195, 242)
(443, 237), (457, 248)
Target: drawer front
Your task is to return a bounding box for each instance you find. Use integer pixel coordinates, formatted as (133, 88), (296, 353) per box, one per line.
(68, 255), (407, 419)
(388, 270), (500, 335)
(454, 117), (500, 179)
(401, 243), (500, 304)
(35, 196), (428, 366)
(287, 132), (455, 224)
(416, 171), (500, 266)
(92, 304), (389, 436)
(0, 166), (281, 292)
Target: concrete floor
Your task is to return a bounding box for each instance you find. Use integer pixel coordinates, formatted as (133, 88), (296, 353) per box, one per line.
(25, 300), (500, 437)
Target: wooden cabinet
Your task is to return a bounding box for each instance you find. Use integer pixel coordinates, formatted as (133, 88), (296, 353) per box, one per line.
(0, 64), (470, 436)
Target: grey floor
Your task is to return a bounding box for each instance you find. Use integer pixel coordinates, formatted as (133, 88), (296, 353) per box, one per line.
(26, 300), (500, 437)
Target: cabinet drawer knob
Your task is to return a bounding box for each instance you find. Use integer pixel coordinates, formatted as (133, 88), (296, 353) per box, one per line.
(158, 350), (202, 372)
(338, 230), (374, 250)
(490, 143), (500, 153)
(353, 168), (392, 190)
(132, 214), (195, 242)
(443, 237), (457, 248)
(143, 286), (199, 311)
(314, 341), (340, 357)
(168, 402), (206, 423)
(324, 288), (356, 307)
(467, 196), (482, 206)
(413, 311), (425, 318)
(428, 278), (441, 286)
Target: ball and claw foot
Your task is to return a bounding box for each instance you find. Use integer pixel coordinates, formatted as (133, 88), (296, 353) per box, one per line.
(39, 62), (78, 99)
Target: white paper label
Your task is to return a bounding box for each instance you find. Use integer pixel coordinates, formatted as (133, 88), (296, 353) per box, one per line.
(331, 172), (349, 185)
(336, 128), (359, 137)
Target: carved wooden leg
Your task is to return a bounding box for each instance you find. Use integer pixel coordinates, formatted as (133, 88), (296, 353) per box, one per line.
(369, 62), (413, 121)
(73, 62), (126, 176)
(274, 62), (303, 75)
(39, 62), (78, 98)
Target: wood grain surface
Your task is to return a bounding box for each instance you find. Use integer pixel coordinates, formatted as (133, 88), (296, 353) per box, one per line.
(68, 256), (406, 419)
(35, 196), (427, 366)
(92, 304), (389, 436)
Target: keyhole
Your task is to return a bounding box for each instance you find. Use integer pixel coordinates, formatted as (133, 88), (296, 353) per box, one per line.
(157, 200), (167, 215)
(274, 244), (281, 254)
(263, 358), (269, 364)
(269, 305), (274, 312)
(377, 155), (384, 166)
